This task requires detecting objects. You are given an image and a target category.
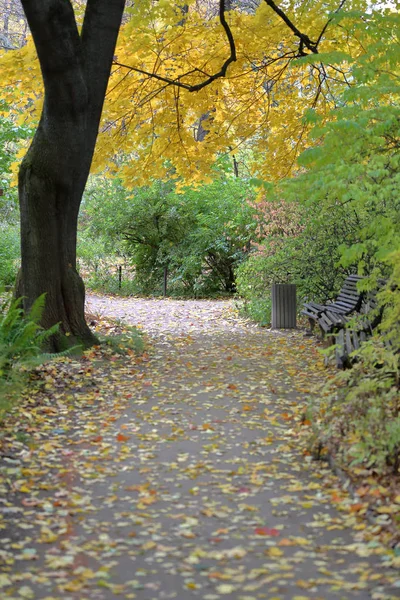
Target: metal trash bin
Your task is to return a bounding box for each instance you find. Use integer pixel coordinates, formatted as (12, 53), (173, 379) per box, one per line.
(271, 284), (297, 329)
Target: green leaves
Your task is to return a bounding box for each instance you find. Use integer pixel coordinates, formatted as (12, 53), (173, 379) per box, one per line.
(0, 291), (61, 421)
(79, 174), (258, 296)
(297, 50), (353, 66)
(0, 225), (20, 286)
(285, 9), (400, 482)
(237, 9), (400, 483)
(0, 292), (59, 379)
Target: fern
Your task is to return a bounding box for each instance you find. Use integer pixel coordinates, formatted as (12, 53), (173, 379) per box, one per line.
(0, 290), (60, 379)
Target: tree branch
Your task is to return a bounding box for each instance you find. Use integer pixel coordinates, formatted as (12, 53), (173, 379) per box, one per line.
(315, 0), (348, 47)
(113, 62), (194, 91)
(114, 0), (236, 93)
(263, 0), (318, 55)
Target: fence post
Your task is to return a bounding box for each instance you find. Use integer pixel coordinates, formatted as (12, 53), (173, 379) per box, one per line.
(118, 265), (122, 289)
(271, 284), (297, 328)
(163, 266), (168, 297)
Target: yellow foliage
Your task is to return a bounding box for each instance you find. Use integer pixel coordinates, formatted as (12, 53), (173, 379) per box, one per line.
(0, 35), (42, 125)
(97, 0), (372, 184)
(0, 1), (392, 185)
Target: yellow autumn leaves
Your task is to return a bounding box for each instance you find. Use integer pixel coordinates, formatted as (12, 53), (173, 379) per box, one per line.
(0, 0), (383, 185)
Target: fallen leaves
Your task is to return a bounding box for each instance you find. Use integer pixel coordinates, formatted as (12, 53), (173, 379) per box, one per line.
(265, 546), (284, 558)
(0, 297), (398, 599)
(254, 527), (280, 536)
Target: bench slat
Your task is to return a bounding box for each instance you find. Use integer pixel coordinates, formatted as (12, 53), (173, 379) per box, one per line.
(347, 274), (363, 280)
(326, 311), (347, 325)
(329, 303), (355, 314)
(342, 282), (360, 290)
(319, 314), (334, 332)
(336, 300), (360, 309)
(305, 301), (327, 309)
(338, 291), (360, 300)
(331, 299), (357, 308)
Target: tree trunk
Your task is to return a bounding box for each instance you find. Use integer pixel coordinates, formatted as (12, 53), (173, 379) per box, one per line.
(225, 264), (236, 293)
(18, 124), (96, 349)
(18, 0), (125, 351)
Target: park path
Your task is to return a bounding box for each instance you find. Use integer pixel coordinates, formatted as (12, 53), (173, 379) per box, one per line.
(0, 295), (398, 599)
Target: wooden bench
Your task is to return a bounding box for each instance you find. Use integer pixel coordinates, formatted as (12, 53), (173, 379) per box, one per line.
(302, 274), (364, 335)
(334, 286), (385, 368)
(302, 276), (385, 368)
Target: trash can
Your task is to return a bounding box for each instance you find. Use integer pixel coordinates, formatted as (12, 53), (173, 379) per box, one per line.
(271, 284), (297, 329)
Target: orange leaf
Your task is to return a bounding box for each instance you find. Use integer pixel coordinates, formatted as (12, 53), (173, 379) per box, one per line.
(201, 423), (214, 431)
(349, 503), (365, 513)
(117, 433), (130, 442)
(278, 538), (294, 546)
(355, 486), (370, 497)
(255, 527), (280, 536)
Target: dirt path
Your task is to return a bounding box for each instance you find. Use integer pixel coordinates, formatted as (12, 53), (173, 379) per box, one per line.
(0, 296), (398, 599)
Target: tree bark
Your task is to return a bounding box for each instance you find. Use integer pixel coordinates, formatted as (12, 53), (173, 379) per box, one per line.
(18, 0), (125, 350)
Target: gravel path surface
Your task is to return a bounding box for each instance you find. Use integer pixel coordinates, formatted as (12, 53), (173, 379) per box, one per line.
(86, 295), (254, 336)
(84, 295), (398, 600)
(0, 296), (397, 600)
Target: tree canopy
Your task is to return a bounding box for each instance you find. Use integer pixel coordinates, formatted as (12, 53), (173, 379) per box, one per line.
(3, 1), (398, 185)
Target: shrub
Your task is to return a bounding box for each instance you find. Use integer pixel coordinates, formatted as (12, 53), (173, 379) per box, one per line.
(79, 175), (259, 297)
(77, 231), (108, 277)
(0, 224), (20, 287)
(87, 272), (139, 296)
(0, 292), (59, 421)
(235, 217), (354, 325)
(311, 334), (400, 475)
(238, 297), (271, 327)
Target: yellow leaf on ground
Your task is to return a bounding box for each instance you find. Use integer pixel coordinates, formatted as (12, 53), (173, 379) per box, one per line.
(265, 547), (284, 557)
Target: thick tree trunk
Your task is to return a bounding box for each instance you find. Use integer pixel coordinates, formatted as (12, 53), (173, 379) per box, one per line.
(18, 126), (96, 349)
(18, 0), (125, 351)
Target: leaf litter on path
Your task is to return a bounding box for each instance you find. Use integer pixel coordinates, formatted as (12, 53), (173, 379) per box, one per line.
(0, 296), (399, 599)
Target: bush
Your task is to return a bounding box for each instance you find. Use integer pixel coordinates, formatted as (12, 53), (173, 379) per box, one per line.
(293, 20), (400, 480)
(311, 335), (400, 475)
(0, 292), (59, 421)
(79, 175), (259, 297)
(0, 224), (20, 287)
(236, 202), (360, 318)
(77, 231), (108, 277)
(238, 297), (271, 326)
(87, 272), (139, 296)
